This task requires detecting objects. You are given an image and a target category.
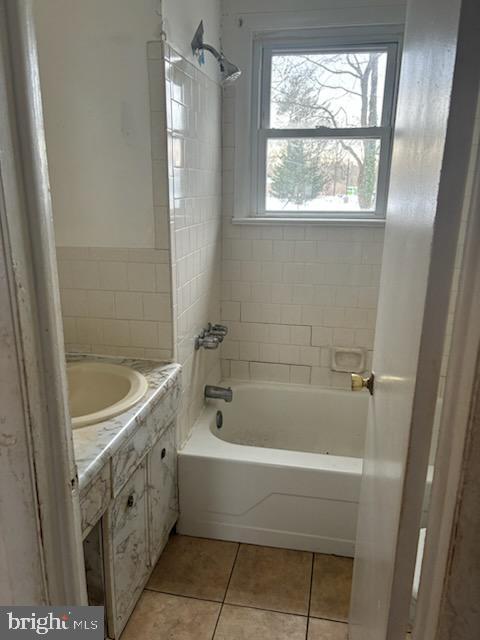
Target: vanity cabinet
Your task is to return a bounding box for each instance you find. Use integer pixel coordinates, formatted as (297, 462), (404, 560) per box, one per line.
(104, 460), (149, 638)
(148, 424), (177, 566)
(75, 361), (181, 639)
(96, 416), (178, 639)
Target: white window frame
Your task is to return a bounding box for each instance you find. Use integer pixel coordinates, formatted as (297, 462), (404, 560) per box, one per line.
(249, 29), (402, 222)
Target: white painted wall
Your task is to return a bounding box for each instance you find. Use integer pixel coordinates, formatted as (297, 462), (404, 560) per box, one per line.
(35, 0), (222, 249)
(163, 0), (221, 82)
(34, 0), (163, 248)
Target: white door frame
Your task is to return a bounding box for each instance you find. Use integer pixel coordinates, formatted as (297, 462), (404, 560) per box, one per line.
(349, 0), (480, 635)
(414, 120), (480, 638)
(0, 0), (86, 604)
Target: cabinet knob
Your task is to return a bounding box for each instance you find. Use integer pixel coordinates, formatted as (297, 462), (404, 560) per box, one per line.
(127, 494), (135, 508)
(161, 448), (166, 460)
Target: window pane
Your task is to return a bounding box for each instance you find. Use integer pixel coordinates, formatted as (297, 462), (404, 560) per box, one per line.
(266, 138), (381, 212)
(270, 50), (388, 129)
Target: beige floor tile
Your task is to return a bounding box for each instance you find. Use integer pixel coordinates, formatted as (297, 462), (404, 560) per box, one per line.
(147, 535), (238, 601)
(225, 544), (312, 615)
(310, 554), (353, 622)
(121, 591), (220, 640)
(214, 604), (307, 640)
(307, 618), (348, 640)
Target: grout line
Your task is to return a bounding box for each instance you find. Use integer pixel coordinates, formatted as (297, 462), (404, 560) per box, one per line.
(305, 553), (315, 640)
(143, 585), (347, 625)
(309, 616), (348, 625)
(224, 543), (241, 605)
(216, 600), (309, 619)
(210, 604), (223, 640)
(144, 587), (222, 605)
(147, 537), (353, 635)
(309, 614), (349, 625)
(211, 543), (241, 640)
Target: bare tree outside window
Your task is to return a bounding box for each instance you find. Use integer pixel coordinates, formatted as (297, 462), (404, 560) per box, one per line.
(265, 50), (387, 212)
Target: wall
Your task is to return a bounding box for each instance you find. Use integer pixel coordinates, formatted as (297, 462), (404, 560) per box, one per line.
(35, 0), (163, 248)
(163, 43), (223, 444)
(219, 0), (406, 388)
(162, 0), (221, 82)
(38, 0), (222, 366)
(53, 40), (174, 359)
(56, 245), (173, 360)
(436, 368), (480, 638)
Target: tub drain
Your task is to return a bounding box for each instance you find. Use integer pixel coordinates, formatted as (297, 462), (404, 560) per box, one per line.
(216, 410), (223, 429)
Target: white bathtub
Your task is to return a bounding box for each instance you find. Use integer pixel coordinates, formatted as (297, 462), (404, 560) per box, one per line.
(178, 381), (369, 556)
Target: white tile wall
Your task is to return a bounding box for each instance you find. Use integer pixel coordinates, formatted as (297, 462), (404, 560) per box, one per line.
(220, 220), (383, 387)
(220, 82), (382, 388)
(220, 89), (478, 392)
(164, 44), (223, 444)
(57, 246), (173, 359)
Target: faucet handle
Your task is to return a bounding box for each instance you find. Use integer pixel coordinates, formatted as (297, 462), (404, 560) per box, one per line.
(209, 323), (228, 337)
(195, 334), (220, 350)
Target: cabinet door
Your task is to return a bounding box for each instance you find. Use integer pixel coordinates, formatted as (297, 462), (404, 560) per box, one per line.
(105, 460), (148, 638)
(148, 423), (178, 565)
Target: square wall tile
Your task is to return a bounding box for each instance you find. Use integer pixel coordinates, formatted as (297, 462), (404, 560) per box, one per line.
(143, 293), (171, 321)
(87, 291), (115, 319)
(102, 319), (130, 347)
(115, 292), (143, 320)
(70, 260), (99, 290)
(129, 320), (159, 348)
(127, 263), (156, 292)
(99, 261), (128, 291)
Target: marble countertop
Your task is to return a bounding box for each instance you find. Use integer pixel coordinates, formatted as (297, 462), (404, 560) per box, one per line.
(69, 355), (181, 491)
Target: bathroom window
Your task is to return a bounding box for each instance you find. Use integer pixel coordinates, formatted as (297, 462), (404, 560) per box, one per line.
(250, 31), (401, 221)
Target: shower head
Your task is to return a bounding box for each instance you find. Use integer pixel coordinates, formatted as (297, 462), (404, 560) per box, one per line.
(191, 20), (241, 85)
(219, 58), (242, 84)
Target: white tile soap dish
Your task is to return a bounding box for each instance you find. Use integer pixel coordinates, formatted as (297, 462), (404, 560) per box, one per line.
(330, 347), (366, 373)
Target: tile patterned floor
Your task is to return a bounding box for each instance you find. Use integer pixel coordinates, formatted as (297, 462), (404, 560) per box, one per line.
(123, 535), (351, 640)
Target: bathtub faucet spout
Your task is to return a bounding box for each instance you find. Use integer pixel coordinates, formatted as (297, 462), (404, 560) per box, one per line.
(205, 385), (233, 403)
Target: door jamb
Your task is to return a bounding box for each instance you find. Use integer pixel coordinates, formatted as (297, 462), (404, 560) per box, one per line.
(413, 114), (480, 639)
(0, 0), (87, 604)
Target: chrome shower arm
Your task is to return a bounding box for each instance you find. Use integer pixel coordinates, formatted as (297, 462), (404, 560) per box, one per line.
(191, 20), (241, 84)
(196, 42), (222, 62)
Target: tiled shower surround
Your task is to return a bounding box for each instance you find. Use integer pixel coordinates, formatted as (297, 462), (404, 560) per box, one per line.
(220, 92), (382, 388)
(54, 36), (475, 433)
(56, 40), (383, 400)
(163, 44), (223, 444)
(220, 222), (382, 388)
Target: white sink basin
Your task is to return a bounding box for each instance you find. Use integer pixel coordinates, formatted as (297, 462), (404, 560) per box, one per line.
(67, 362), (149, 429)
